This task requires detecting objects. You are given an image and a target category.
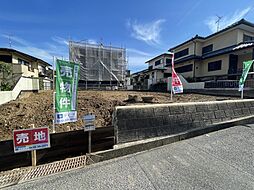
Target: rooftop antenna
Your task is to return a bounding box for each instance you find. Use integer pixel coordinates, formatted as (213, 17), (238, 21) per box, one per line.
(9, 35), (12, 47)
(100, 37), (103, 46)
(5, 34), (12, 48)
(215, 15), (223, 32)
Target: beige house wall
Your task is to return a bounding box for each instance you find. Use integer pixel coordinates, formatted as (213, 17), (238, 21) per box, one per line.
(196, 55), (229, 77)
(152, 57), (164, 69)
(203, 29), (238, 51)
(12, 64), (39, 77)
(173, 28), (254, 61)
(147, 54), (172, 69)
(12, 54), (39, 77)
(156, 71), (164, 82)
(195, 41), (203, 56)
(174, 43), (194, 60)
(237, 53), (252, 70)
(237, 29), (254, 43)
(145, 70), (165, 84)
(174, 60), (194, 78)
(144, 23), (254, 85)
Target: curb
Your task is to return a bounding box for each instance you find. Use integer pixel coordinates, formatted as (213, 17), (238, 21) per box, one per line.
(1, 115), (253, 188)
(89, 115), (254, 164)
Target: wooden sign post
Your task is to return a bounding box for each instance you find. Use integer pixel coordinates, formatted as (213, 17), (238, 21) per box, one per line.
(31, 124), (37, 166)
(83, 114), (96, 154)
(13, 126), (50, 167)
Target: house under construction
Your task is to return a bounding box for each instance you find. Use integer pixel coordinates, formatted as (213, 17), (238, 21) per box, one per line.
(69, 41), (127, 89)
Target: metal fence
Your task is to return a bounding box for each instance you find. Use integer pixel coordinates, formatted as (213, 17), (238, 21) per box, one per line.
(203, 73), (254, 89)
(205, 80), (254, 89)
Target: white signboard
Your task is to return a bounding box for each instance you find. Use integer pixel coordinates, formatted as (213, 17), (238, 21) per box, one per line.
(83, 114), (96, 131)
(84, 125), (95, 131)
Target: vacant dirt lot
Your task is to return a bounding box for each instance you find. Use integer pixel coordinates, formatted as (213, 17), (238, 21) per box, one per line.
(0, 90), (239, 141)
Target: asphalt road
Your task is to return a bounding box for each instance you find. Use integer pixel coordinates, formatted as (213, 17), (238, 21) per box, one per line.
(7, 124), (254, 190)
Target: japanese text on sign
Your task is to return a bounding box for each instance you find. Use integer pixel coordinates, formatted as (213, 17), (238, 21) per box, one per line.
(55, 59), (80, 124)
(83, 114), (96, 131)
(13, 127), (50, 153)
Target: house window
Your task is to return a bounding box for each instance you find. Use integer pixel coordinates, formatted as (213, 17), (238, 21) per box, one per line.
(39, 65), (46, 76)
(175, 48), (189, 59)
(148, 65), (153, 70)
(243, 34), (254, 42)
(145, 75), (149, 79)
(18, 58), (33, 71)
(164, 73), (171, 78)
(208, 60), (222, 72)
(155, 59), (162, 66)
(166, 58), (172, 66)
(175, 64), (193, 73)
(0, 55), (12, 63)
(202, 44), (213, 54)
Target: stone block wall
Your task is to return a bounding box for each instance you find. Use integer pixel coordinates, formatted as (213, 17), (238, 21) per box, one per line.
(113, 99), (254, 143)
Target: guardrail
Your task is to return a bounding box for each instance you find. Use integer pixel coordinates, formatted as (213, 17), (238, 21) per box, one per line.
(0, 126), (114, 172)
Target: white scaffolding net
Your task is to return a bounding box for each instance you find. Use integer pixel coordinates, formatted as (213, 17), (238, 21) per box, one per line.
(69, 41), (127, 88)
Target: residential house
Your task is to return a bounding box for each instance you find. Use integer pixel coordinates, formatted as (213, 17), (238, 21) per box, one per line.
(169, 19), (254, 82)
(131, 69), (149, 90)
(0, 48), (52, 90)
(130, 53), (173, 90)
(145, 53), (173, 84)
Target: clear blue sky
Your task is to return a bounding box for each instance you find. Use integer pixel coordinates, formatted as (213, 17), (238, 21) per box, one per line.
(1, 0), (254, 72)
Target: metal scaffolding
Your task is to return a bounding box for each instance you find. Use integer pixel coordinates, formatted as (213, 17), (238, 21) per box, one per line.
(69, 41), (127, 89)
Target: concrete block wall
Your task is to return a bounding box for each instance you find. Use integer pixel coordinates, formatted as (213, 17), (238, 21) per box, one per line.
(113, 99), (254, 143)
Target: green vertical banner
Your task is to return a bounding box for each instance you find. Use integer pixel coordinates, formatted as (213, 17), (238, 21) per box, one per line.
(239, 60), (253, 91)
(55, 59), (80, 124)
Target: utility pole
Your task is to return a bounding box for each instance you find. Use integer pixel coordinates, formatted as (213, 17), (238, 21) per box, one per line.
(215, 15), (223, 32)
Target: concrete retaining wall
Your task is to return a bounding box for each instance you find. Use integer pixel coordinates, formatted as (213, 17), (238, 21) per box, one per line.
(113, 99), (254, 143)
(0, 77), (39, 105)
(188, 89), (254, 98)
(167, 75), (205, 90)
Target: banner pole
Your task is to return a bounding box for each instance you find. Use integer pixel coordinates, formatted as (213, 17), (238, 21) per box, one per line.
(171, 53), (174, 102)
(52, 56), (56, 133)
(88, 130), (92, 154)
(31, 124), (37, 166)
(170, 85), (173, 101)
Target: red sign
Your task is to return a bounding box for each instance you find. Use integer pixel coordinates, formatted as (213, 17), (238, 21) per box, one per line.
(170, 53), (183, 94)
(172, 68), (183, 94)
(13, 127), (50, 153)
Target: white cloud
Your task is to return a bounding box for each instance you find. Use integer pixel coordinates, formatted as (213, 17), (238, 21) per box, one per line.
(128, 56), (149, 72)
(51, 36), (69, 45)
(1, 34), (154, 72)
(126, 48), (156, 72)
(16, 46), (53, 62)
(205, 7), (252, 33)
(1, 35), (69, 64)
(1, 34), (29, 46)
(127, 48), (152, 56)
(127, 48), (158, 72)
(127, 19), (165, 45)
(87, 39), (97, 45)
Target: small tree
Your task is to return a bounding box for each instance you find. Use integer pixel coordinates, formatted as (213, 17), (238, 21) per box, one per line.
(0, 61), (12, 91)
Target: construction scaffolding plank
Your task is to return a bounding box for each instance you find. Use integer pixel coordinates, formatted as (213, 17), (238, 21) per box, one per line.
(69, 41), (127, 87)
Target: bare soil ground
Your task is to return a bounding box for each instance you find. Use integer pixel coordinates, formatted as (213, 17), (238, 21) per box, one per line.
(0, 90), (239, 141)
